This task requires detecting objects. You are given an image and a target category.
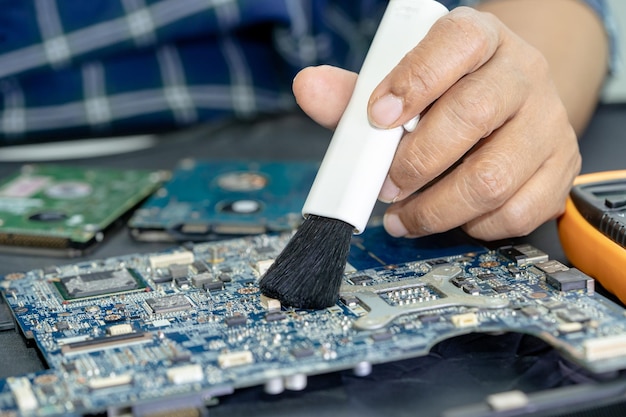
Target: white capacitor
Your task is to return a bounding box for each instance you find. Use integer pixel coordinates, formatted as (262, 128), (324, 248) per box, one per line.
(302, 0), (449, 234)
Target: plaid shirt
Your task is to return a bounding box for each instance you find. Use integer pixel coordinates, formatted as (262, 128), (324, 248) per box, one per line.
(0, 0), (613, 144)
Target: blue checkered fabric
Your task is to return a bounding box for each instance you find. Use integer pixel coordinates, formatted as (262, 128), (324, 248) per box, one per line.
(0, 0), (614, 143)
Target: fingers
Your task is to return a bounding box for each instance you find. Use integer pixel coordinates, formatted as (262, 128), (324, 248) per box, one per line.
(462, 147), (580, 240)
(384, 148), (580, 241)
(292, 65), (357, 130)
(368, 7), (502, 129)
(378, 43), (533, 203)
(372, 7), (528, 204)
(383, 99), (580, 240)
(293, 7), (582, 242)
(369, 5), (582, 241)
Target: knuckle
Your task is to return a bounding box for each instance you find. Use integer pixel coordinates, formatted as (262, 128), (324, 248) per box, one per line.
(464, 206), (536, 241)
(401, 210), (425, 235)
(516, 42), (551, 89)
(498, 205), (540, 237)
(418, 202), (443, 231)
(395, 148), (433, 182)
(438, 8), (498, 60)
(463, 162), (511, 209)
(408, 204), (444, 235)
(395, 197), (447, 237)
(568, 148), (582, 174)
(392, 58), (439, 103)
(525, 47), (550, 76)
(390, 139), (449, 190)
(444, 87), (500, 138)
(390, 7), (499, 106)
(499, 194), (565, 237)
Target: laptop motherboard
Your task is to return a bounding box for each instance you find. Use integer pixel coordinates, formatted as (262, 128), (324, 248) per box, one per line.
(2, 226), (626, 416)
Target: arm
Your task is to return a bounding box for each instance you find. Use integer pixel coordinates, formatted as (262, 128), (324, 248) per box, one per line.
(475, 0), (609, 135)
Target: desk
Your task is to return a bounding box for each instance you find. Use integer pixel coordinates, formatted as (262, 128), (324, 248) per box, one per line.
(1, 104), (625, 416)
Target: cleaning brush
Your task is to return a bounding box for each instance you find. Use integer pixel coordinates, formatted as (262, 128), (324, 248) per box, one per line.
(259, 0), (449, 309)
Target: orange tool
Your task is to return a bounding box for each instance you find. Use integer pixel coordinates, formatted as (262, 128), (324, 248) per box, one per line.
(558, 170), (626, 303)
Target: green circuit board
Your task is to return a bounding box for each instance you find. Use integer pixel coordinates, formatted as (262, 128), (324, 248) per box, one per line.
(0, 164), (166, 256)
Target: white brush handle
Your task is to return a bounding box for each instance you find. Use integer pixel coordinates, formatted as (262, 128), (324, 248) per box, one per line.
(302, 0), (448, 234)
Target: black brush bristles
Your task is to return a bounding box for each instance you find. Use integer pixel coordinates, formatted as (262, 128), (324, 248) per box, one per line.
(259, 215), (354, 310)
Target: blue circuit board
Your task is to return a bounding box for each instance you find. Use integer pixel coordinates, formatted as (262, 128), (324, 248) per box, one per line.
(2, 227), (626, 416)
(127, 159), (318, 242)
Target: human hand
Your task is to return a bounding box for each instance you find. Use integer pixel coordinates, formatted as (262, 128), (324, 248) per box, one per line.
(292, 6), (581, 241)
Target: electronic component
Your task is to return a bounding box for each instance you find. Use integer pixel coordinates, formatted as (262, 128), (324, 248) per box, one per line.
(0, 164), (166, 256)
(546, 268), (595, 293)
(128, 159), (318, 242)
(60, 332), (153, 356)
(224, 315), (247, 327)
(583, 335), (626, 361)
(349, 275), (374, 286)
(166, 364), (204, 385)
(88, 374), (133, 390)
(260, 294), (281, 311)
(146, 295), (193, 314)
(218, 351), (254, 369)
(52, 268), (146, 300)
(8, 378), (38, 412)
(107, 324), (134, 336)
(498, 244), (549, 266)
(3, 227), (626, 416)
(451, 312), (479, 328)
(148, 251), (194, 269)
(265, 311), (287, 322)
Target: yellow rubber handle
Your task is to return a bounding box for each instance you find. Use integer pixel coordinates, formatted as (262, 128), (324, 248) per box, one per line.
(557, 170), (626, 304)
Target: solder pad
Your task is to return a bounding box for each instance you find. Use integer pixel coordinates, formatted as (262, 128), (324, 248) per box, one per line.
(3, 227), (626, 416)
(127, 159), (318, 242)
(0, 164), (166, 256)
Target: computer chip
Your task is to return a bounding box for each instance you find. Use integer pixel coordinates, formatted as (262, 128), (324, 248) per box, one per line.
(52, 268), (146, 301)
(146, 295), (193, 314)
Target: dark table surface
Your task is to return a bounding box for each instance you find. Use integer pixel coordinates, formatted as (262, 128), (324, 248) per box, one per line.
(1, 104), (625, 417)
